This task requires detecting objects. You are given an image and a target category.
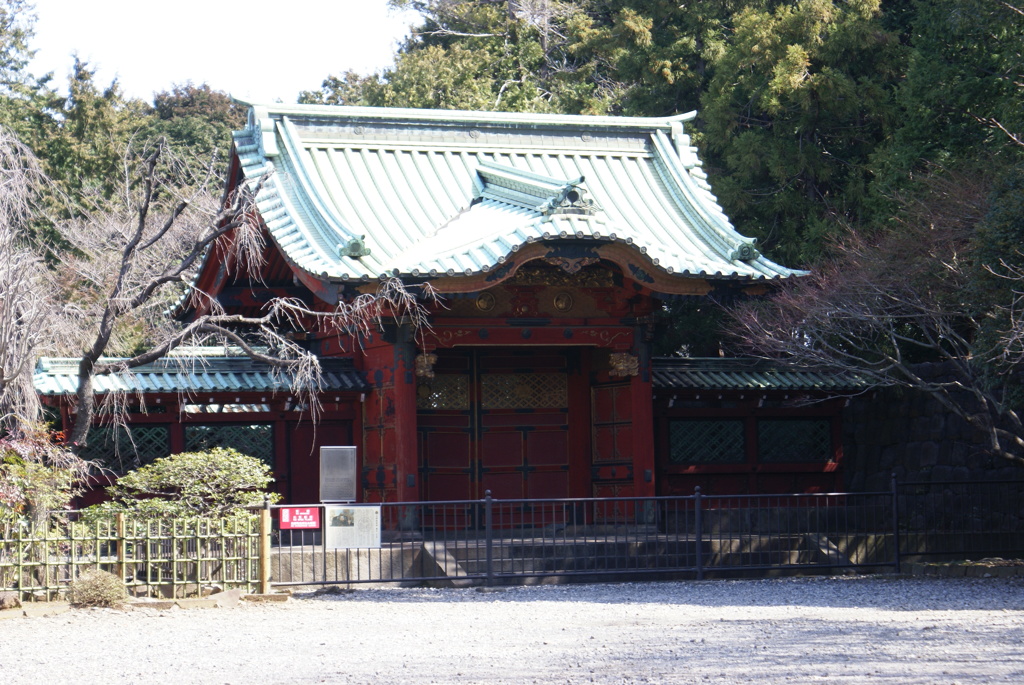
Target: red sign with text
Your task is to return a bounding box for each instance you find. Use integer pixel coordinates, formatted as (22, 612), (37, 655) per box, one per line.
(279, 507), (321, 530)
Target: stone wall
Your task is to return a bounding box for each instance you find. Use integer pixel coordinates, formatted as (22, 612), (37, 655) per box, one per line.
(841, 362), (1024, 492)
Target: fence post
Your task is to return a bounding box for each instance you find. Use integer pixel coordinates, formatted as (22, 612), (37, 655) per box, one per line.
(17, 528), (26, 600)
(259, 496), (272, 595)
(891, 473), (901, 574)
(484, 490), (494, 587)
(694, 486), (704, 581)
(116, 513), (126, 585)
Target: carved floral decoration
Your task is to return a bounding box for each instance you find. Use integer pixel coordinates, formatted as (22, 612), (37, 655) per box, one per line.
(415, 353), (438, 378)
(609, 352), (640, 377)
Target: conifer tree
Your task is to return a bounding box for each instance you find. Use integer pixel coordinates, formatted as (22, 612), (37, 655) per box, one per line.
(700, 0), (905, 263)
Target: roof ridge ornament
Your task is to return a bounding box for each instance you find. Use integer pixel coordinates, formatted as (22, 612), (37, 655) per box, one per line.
(537, 179), (599, 217)
(339, 235), (371, 259)
(252, 107), (279, 158)
(669, 121), (700, 169)
(475, 161), (600, 216)
(730, 239), (760, 262)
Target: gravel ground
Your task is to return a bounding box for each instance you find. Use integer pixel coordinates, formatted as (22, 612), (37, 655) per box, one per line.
(2, 576), (1023, 684)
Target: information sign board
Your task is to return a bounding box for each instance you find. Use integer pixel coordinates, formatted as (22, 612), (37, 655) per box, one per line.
(279, 507), (321, 530)
(320, 446), (357, 502)
(325, 506), (382, 549)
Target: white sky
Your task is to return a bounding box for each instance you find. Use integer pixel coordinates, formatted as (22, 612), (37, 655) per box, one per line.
(29, 1), (418, 104)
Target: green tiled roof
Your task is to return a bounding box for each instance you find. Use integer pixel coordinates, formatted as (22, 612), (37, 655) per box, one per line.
(652, 358), (865, 392)
(232, 104), (806, 285)
(34, 355), (367, 396)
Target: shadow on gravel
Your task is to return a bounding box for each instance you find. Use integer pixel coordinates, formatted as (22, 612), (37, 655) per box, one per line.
(293, 576), (1024, 612)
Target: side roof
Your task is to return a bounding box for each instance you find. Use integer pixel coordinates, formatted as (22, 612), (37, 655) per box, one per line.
(35, 354), (367, 396)
(231, 104), (805, 287)
(652, 358), (865, 393)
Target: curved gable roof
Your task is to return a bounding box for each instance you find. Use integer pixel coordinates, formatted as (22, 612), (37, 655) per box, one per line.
(232, 105), (805, 286)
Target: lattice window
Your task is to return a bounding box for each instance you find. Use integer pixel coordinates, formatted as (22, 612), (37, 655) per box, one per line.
(416, 375), (470, 410)
(758, 419), (832, 463)
(184, 424), (274, 467)
(80, 424), (170, 472)
(668, 419), (745, 464)
(481, 373), (568, 410)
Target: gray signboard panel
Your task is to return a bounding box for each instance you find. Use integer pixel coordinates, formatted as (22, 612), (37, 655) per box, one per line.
(325, 506), (381, 549)
(320, 446), (357, 502)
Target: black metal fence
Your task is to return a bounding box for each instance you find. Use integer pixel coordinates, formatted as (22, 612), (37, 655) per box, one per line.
(7, 479), (1017, 599)
(897, 479), (1024, 563)
(272, 477), (1024, 588)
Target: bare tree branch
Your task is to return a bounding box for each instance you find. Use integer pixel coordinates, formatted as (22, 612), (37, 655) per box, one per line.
(971, 114), (1024, 149)
(52, 139), (436, 454)
(999, 0), (1024, 17)
(730, 166), (1024, 465)
(0, 127), (56, 432)
(414, 28), (500, 38)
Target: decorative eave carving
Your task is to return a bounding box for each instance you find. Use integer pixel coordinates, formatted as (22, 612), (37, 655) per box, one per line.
(400, 242), (716, 296)
(509, 262), (616, 287)
(609, 352), (640, 377)
(415, 353), (438, 379)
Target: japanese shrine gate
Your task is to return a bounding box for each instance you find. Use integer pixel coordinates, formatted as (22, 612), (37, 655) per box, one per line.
(35, 104), (856, 504)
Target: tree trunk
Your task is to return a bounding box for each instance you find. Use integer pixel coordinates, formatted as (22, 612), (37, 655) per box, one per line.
(68, 363), (96, 452)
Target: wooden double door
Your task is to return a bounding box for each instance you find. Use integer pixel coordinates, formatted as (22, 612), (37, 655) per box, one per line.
(417, 348), (583, 502)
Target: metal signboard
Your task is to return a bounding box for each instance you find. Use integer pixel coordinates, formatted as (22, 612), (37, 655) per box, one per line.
(325, 506), (382, 549)
(320, 446), (357, 502)
(279, 507), (320, 530)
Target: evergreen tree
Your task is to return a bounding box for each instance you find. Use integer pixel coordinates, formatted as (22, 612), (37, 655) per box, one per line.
(144, 82), (246, 179)
(0, 1), (59, 152)
(41, 59), (151, 203)
(566, 0), (763, 116)
(876, 0), (1024, 187)
(298, 70), (378, 106)
(968, 162), (1024, 394)
(302, 0), (612, 114)
(699, 0), (905, 264)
